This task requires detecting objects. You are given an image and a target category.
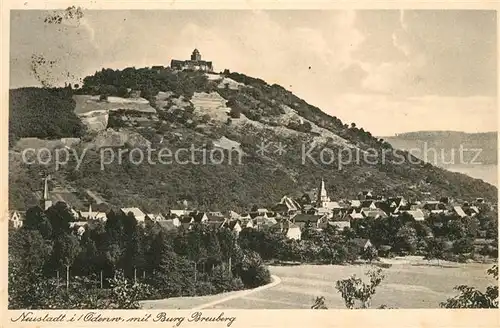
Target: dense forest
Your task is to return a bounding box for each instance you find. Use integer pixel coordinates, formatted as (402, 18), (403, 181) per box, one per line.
(9, 87), (85, 147)
(9, 202), (271, 309)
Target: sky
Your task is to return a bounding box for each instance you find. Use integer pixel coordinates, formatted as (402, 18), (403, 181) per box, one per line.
(10, 10), (497, 136)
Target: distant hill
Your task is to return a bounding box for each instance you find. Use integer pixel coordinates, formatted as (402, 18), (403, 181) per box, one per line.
(382, 131), (497, 165)
(8, 68), (498, 212)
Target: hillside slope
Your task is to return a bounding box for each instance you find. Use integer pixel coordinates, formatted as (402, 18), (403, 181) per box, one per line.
(8, 68), (498, 211)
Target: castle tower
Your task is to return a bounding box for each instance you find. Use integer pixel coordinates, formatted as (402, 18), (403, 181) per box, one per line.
(42, 175), (52, 210)
(191, 48), (201, 61)
(316, 178), (330, 207)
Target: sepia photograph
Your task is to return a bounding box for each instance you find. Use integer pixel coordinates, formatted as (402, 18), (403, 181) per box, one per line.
(6, 6), (498, 313)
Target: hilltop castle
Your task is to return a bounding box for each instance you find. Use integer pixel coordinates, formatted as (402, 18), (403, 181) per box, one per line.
(170, 49), (213, 72)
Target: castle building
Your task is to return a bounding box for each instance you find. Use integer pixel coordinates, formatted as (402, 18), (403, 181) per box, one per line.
(170, 49), (213, 72)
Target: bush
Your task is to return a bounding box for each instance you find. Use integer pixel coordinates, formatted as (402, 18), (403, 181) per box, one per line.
(195, 281), (216, 296)
(209, 265), (236, 293)
(235, 250), (272, 288)
(229, 108), (241, 118)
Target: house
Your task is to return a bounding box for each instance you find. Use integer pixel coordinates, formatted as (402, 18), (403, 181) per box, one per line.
(475, 198), (485, 204)
(224, 220), (242, 235)
(346, 208), (364, 220)
(157, 220), (178, 232)
(257, 208), (269, 215)
(326, 217), (351, 230)
(240, 217), (254, 229)
(239, 212), (252, 220)
(121, 207), (147, 222)
(361, 208), (388, 219)
(285, 222), (302, 240)
(291, 214), (324, 229)
(323, 201), (342, 210)
(208, 211), (224, 218)
(93, 212), (108, 221)
(252, 216), (277, 230)
(360, 200), (377, 210)
(423, 201), (447, 214)
(452, 206), (468, 218)
(70, 221), (88, 239)
(276, 195), (301, 214)
(385, 196), (408, 213)
(190, 211), (209, 223)
(9, 210), (25, 229)
(270, 220), (301, 240)
(357, 191), (374, 200)
(403, 209), (426, 221)
(170, 209), (189, 217)
(350, 200), (362, 208)
(207, 213), (226, 223)
(463, 205), (480, 217)
(146, 213), (166, 222)
(170, 49), (214, 72)
(439, 196), (452, 204)
(228, 210), (241, 220)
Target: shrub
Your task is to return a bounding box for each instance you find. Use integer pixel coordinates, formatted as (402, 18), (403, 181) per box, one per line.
(335, 267), (385, 309)
(234, 250), (272, 288)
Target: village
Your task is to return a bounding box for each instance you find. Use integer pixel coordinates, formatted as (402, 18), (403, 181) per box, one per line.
(8, 176), (494, 252)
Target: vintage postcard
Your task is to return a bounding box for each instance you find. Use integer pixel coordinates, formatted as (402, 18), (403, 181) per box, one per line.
(2, 1), (499, 327)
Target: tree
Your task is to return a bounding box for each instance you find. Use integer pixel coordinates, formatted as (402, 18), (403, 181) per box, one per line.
(311, 296), (328, 309)
(9, 229), (50, 274)
(24, 206), (52, 239)
(453, 237), (474, 255)
(335, 268), (385, 309)
(395, 225), (418, 254)
(424, 238), (446, 265)
(441, 265), (498, 308)
(45, 202), (73, 236)
(360, 245), (378, 263)
(52, 233), (81, 289)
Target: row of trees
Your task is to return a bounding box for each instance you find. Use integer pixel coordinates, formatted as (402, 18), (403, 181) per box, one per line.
(237, 209), (497, 265)
(9, 202), (271, 309)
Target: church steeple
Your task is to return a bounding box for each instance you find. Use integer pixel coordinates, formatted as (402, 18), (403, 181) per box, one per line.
(317, 178), (330, 207)
(42, 175), (52, 210)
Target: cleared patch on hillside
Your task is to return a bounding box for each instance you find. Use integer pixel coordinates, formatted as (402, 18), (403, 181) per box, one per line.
(217, 77), (245, 90)
(278, 105), (355, 149)
(155, 92), (192, 112)
(205, 73), (223, 81)
(213, 136), (243, 152)
(191, 92), (231, 122)
(13, 137), (81, 152)
(92, 128), (151, 149)
(74, 95), (156, 114)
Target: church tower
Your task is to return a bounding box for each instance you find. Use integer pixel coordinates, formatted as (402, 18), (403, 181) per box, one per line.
(42, 175), (52, 210)
(316, 178), (330, 207)
(191, 48), (201, 61)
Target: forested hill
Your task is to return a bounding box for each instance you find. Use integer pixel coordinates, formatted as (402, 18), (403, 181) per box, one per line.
(8, 67), (498, 211)
(383, 131), (497, 165)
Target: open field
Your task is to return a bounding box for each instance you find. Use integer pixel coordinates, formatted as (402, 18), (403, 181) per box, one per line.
(140, 258), (495, 309)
